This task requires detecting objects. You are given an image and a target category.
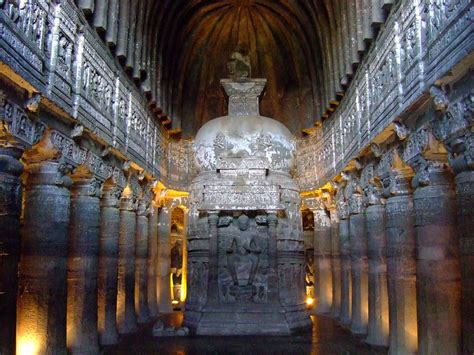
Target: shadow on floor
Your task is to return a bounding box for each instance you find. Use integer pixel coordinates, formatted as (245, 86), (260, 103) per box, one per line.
(103, 312), (387, 355)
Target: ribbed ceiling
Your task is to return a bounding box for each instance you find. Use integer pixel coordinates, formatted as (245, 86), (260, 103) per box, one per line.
(79, 0), (394, 137)
(153, 0), (326, 136)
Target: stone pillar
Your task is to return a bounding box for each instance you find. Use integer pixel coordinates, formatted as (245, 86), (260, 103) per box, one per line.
(157, 205), (172, 313)
(348, 180), (368, 335)
(311, 201), (333, 314)
(206, 210), (219, 304)
(267, 211), (279, 302)
(66, 176), (101, 354)
(403, 128), (461, 354)
(365, 204), (389, 346)
(329, 208), (341, 319)
(456, 170), (474, 354)
(135, 197), (150, 323)
(430, 89), (473, 354)
(147, 203), (159, 317)
(117, 192), (138, 334)
(384, 173), (418, 355)
(0, 142), (23, 355)
(362, 164), (389, 347)
(336, 189), (352, 326)
(97, 183), (122, 345)
(17, 161), (72, 355)
(413, 166), (461, 353)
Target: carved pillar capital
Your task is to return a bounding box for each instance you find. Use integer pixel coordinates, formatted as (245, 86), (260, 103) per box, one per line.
(430, 90), (473, 174)
(361, 162), (385, 206)
(70, 176), (102, 197)
(266, 210), (278, 226)
(377, 148), (413, 197)
(335, 184), (350, 220)
(343, 172), (365, 215)
(0, 140), (24, 177)
(402, 126), (452, 188)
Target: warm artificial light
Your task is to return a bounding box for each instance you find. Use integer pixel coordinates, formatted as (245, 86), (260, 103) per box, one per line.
(306, 297), (314, 306)
(17, 338), (38, 355)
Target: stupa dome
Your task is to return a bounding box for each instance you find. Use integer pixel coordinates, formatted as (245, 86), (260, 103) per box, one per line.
(193, 78), (295, 172)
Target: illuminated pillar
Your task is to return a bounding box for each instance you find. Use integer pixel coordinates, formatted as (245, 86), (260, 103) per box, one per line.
(66, 176), (101, 354)
(349, 188), (368, 335)
(147, 203), (159, 317)
(329, 208), (341, 319)
(312, 202), (332, 314)
(181, 207), (189, 303)
(412, 166), (461, 354)
(17, 161), (72, 355)
(117, 192), (138, 334)
(97, 183), (122, 345)
(157, 205), (172, 312)
(384, 174), (418, 354)
(337, 193), (352, 326)
(403, 128), (461, 354)
(135, 197), (150, 323)
(429, 91), (473, 354)
(365, 203), (389, 346)
(0, 142), (23, 355)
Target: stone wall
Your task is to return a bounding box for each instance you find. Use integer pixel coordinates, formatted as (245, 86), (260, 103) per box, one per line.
(296, 0), (473, 192)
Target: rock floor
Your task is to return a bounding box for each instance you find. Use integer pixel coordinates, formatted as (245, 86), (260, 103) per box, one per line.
(103, 312), (387, 355)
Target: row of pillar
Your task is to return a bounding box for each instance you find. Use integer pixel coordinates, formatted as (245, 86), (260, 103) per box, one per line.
(307, 111), (472, 355)
(0, 142), (175, 354)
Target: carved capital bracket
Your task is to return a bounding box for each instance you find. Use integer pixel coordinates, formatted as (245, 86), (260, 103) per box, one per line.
(376, 147), (413, 197)
(334, 181), (349, 220)
(402, 126), (452, 188)
(360, 162), (385, 206)
(0, 91), (46, 148)
(342, 171), (365, 215)
(430, 88), (473, 174)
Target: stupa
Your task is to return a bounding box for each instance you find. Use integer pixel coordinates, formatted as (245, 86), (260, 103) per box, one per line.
(183, 49), (311, 335)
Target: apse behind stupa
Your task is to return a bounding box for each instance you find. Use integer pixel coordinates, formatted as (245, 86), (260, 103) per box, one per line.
(184, 53), (310, 335)
(160, 0), (321, 136)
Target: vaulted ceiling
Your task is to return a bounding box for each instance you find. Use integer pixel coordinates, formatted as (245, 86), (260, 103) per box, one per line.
(79, 0), (395, 137)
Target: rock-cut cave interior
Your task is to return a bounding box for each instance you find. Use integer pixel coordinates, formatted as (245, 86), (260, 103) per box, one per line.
(0, 0), (473, 354)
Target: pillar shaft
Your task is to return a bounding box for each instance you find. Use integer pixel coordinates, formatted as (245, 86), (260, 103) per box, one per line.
(456, 171), (474, 354)
(267, 211), (279, 303)
(66, 177), (100, 354)
(206, 211), (219, 304)
(385, 192), (418, 355)
(413, 171), (461, 354)
(157, 206), (172, 312)
(147, 205), (159, 317)
(313, 208), (332, 313)
(0, 144), (23, 355)
(17, 161), (71, 355)
(365, 204), (389, 346)
(135, 206), (150, 323)
(330, 209), (341, 318)
(339, 218), (352, 326)
(117, 196), (138, 334)
(349, 211), (368, 334)
(97, 185), (121, 345)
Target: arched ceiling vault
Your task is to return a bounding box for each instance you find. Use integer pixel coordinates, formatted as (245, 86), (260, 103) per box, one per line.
(78, 0), (396, 137)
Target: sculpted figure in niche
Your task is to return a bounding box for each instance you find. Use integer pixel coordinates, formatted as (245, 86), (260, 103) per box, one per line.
(226, 214), (261, 287)
(227, 45), (251, 80)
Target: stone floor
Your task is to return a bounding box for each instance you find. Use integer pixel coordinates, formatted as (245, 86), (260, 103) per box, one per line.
(103, 312), (387, 355)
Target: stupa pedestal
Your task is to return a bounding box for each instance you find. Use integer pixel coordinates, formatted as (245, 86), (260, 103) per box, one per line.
(184, 71), (311, 335)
